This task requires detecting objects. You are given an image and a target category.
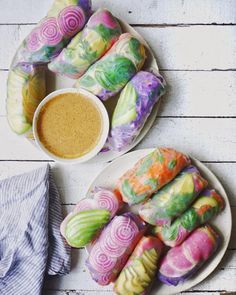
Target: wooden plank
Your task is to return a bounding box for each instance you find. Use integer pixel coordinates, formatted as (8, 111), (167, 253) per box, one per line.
(0, 0), (235, 25)
(2, 70), (236, 117)
(1, 117), (236, 161)
(1, 25), (236, 70)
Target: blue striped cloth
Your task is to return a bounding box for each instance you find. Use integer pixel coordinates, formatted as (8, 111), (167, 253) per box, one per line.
(0, 165), (71, 294)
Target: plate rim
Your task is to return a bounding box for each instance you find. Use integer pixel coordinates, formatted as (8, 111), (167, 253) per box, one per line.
(85, 148), (232, 294)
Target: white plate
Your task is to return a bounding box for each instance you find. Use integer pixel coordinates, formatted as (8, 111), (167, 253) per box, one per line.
(85, 148), (232, 295)
(26, 17), (161, 163)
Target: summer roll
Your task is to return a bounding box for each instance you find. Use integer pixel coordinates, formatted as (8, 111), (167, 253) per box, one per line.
(17, 0), (91, 63)
(60, 188), (122, 247)
(158, 225), (220, 286)
(109, 71), (166, 151)
(139, 166), (208, 225)
(75, 33), (146, 100)
(7, 63), (46, 134)
(86, 213), (146, 285)
(114, 236), (163, 295)
(154, 189), (224, 247)
(116, 147), (190, 205)
(49, 9), (121, 78)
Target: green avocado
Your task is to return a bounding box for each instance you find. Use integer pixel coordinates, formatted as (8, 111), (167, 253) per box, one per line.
(125, 267), (144, 294)
(142, 249), (157, 277)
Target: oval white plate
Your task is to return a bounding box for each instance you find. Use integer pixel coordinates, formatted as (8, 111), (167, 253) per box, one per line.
(26, 17), (161, 163)
(85, 148), (232, 295)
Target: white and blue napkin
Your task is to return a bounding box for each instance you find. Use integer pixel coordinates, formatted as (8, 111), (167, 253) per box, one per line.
(0, 165), (71, 294)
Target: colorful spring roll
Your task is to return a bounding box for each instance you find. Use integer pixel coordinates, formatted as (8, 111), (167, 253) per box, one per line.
(154, 189), (225, 247)
(75, 33), (146, 100)
(114, 236), (163, 295)
(48, 9), (122, 78)
(60, 188), (122, 247)
(139, 166), (208, 226)
(7, 62), (46, 134)
(86, 213), (146, 285)
(109, 71), (166, 151)
(158, 225), (220, 286)
(116, 147), (191, 205)
(17, 0), (91, 63)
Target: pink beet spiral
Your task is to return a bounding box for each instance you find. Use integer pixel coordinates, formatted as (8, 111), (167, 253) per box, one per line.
(39, 17), (62, 46)
(110, 216), (139, 247)
(99, 227), (126, 258)
(88, 244), (117, 273)
(58, 5), (86, 37)
(26, 28), (42, 51)
(94, 189), (119, 218)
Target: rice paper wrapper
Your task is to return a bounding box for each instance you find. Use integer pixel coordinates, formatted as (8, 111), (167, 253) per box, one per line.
(60, 187), (123, 247)
(109, 71), (166, 151)
(15, 0), (91, 64)
(158, 225), (221, 286)
(154, 189), (225, 247)
(116, 147), (191, 205)
(48, 8), (121, 78)
(86, 212), (146, 285)
(139, 166), (208, 226)
(75, 33), (146, 100)
(7, 62), (46, 134)
(114, 236), (163, 295)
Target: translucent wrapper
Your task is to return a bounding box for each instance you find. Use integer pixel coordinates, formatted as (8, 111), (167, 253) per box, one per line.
(7, 0), (91, 135)
(139, 166), (208, 226)
(60, 187), (122, 247)
(158, 225), (220, 286)
(116, 147), (190, 205)
(86, 213), (146, 285)
(114, 236), (163, 295)
(109, 71), (166, 151)
(154, 189), (224, 247)
(75, 33), (146, 100)
(16, 0), (91, 63)
(49, 9), (121, 78)
(7, 63), (46, 134)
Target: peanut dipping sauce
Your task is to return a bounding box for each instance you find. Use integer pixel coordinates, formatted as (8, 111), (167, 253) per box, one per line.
(37, 93), (102, 159)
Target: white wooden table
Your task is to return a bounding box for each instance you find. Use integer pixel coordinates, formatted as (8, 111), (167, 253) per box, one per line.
(0, 0), (236, 294)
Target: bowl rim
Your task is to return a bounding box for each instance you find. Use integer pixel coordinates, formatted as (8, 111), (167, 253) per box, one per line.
(32, 87), (110, 164)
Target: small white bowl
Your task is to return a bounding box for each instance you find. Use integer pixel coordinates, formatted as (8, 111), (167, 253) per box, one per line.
(33, 88), (109, 164)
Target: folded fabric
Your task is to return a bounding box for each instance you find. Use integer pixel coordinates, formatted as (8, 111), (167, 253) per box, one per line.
(139, 166), (208, 225)
(109, 71), (166, 151)
(0, 165), (70, 295)
(116, 147), (191, 205)
(49, 8), (122, 78)
(75, 33), (146, 101)
(154, 189), (225, 247)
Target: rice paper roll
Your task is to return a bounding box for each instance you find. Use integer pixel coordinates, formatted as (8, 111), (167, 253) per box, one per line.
(75, 33), (146, 100)
(60, 187), (122, 247)
(86, 213), (146, 285)
(116, 147), (190, 205)
(48, 9), (121, 78)
(109, 71), (166, 151)
(114, 236), (163, 295)
(16, 0), (91, 63)
(139, 166), (208, 226)
(154, 189), (224, 247)
(158, 225), (220, 286)
(7, 62), (46, 134)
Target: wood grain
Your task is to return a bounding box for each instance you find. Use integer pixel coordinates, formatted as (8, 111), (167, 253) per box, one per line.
(2, 70), (236, 117)
(0, 0), (235, 25)
(0, 25), (235, 70)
